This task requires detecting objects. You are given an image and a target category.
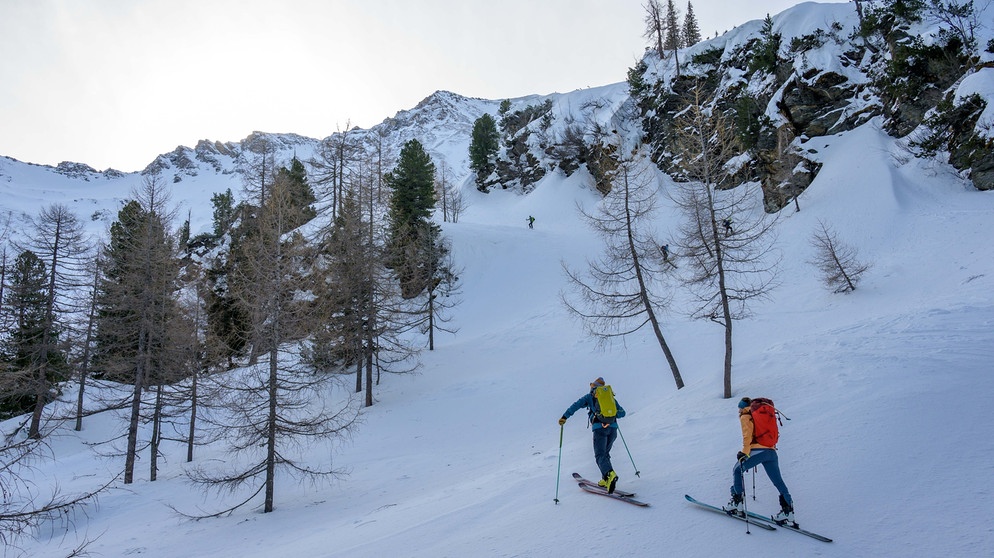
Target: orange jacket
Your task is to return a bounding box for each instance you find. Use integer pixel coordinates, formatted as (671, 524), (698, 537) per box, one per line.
(740, 408), (776, 456)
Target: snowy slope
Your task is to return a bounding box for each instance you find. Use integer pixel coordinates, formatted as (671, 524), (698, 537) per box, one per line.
(6, 117), (994, 558)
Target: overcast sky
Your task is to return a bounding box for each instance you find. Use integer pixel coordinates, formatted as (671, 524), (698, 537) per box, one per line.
(0, 0), (851, 172)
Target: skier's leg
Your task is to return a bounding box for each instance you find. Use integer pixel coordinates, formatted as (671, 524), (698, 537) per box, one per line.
(758, 451), (792, 504)
(602, 426), (618, 473)
(592, 428), (612, 478)
(731, 453), (761, 495)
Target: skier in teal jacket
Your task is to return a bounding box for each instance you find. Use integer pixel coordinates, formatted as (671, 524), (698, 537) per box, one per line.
(559, 377), (626, 493)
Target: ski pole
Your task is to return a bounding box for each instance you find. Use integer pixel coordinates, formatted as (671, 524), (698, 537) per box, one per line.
(739, 457), (751, 535)
(554, 424), (564, 504)
(752, 467), (756, 501)
(616, 424), (640, 477)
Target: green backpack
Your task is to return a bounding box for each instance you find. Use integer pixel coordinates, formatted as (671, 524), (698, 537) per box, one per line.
(592, 385), (618, 424)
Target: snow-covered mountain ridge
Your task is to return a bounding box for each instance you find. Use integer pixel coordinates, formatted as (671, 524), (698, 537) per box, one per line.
(3, 2), (991, 239)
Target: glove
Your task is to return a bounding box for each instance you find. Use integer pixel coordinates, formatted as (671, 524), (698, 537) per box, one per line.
(559, 417), (567, 426)
(737, 451), (748, 462)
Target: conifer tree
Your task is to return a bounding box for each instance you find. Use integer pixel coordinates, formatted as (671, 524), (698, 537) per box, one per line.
(408, 225), (460, 351)
(313, 122), (359, 221)
(277, 156), (317, 229)
(211, 188), (236, 238)
(0, 251), (62, 419)
(203, 188), (248, 369)
(312, 187), (391, 405)
(436, 162), (464, 223)
(664, 0), (682, 75)
(386, 139), (439, 299)
(750, 15), (782, 73)
(73, 250), (102, 432)
(683, 1), (702, 46)
(469, 114), (500, 191)
(0, 211), (12, 321)
(93, 178), (182, 483)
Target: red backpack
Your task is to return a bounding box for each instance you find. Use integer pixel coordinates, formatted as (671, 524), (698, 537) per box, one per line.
(749, 398), (780, 447)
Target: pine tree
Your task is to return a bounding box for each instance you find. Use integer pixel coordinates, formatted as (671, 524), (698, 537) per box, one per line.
(178, 215), (191, 255)
(0, 251), (62, 419)
(93, 178), (182, 483)
(203, 188), (248, 369)
(276, 156), (317, 229)
(312, 189), (383, 402)
(313, 122), (359, 221)
(211, 188), (236, 238)
(408, 224), (460, 351)
(469, 114), (500, 191)
(664, 0), (682, 75)
(386, 139), (438, 299)
(750, 15), (782, 73)
(683, 1), (702, 46)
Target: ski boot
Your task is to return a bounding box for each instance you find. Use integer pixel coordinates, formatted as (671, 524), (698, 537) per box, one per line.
(605, 470), (618, 494)
(772, 495), (796, 527)
(724, 492), (744, 516)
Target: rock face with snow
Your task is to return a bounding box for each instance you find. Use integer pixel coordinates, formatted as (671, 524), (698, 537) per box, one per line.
(629, 3), (994, 196)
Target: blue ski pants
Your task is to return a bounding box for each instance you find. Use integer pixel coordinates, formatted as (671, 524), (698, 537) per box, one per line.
(592, 426), (618, 478)
(731, 448), (792, 505)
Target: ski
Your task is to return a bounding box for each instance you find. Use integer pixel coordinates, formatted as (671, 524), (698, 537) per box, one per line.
(578, 481), (649, 506)
(741, 511), (833, 542)
(572, 473), (636, 498)
(684, 495), (776, 530)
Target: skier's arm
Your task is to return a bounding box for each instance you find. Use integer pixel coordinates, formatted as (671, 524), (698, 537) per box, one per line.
(562, 394), (592, 420)
(740, 413), (754, 456)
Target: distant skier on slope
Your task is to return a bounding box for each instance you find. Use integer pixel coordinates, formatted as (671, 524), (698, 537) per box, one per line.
(559, 377), (626, 493)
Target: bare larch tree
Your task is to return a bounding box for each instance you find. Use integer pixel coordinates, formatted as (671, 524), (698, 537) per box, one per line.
(562, 158), (685, 389)
(670, 84), (780, 398)
(187, 164), (359, 514)
(809, 219), (871, 293)
(643, 0), (666, 58)
(19, 203), (90, 438)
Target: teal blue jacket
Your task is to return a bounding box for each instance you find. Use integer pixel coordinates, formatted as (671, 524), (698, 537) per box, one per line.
(562, 391), (626, 430)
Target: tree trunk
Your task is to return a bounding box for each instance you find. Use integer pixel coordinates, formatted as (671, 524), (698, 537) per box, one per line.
(715, 220), (734, 399)
(124, 332), (147, 484)
(355, 341), (363, 393)
(265, 346), (278, 513)
(365, 343), (373, 408)
(428, 292), (436, 351)
(624, 170), (684, 389)
(188, 368), (198, 462)
(150, 383), (163, 481)
(75, 264), (99, 432)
